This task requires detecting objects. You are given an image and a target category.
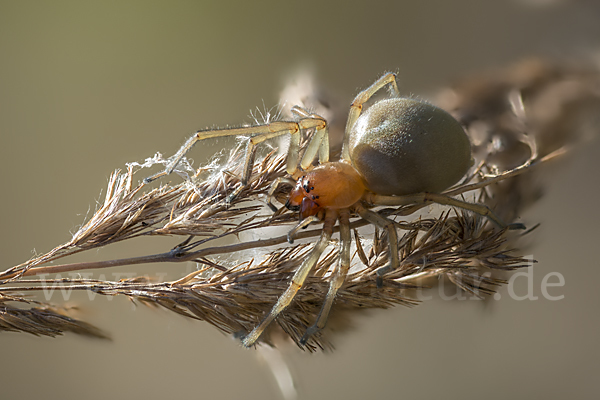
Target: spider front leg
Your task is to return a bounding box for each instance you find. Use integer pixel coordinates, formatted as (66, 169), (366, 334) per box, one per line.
(242, 209), (337, 348)
(300, 209), (352, 345)
(144, 122), (297, 184)
(144, 116), (327, 203)
(291, 106), (330, 167)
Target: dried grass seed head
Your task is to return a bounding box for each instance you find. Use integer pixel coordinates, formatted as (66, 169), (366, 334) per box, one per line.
(2, 58), (599, 350)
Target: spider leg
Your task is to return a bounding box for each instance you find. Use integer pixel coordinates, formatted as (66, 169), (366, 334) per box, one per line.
(242, 209), (337, 348)
(300, 209), (351, 345)
(291, 106), (330, 167)
(365, 192), (525, 230)
(342, 72), (400, 161)
(144, 117), (326, 201)
(355, 203), (400, 287)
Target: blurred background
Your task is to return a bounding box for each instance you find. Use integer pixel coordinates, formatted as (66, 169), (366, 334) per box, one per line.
(1, 1), (599, 399)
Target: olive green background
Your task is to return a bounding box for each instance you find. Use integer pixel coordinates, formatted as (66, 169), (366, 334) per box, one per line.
(1, 1), (599, 399)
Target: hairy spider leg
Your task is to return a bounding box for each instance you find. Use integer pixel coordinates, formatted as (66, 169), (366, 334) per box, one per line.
(364, 192), (525, 230)
(300, 209), (352, 345)
(342, 72), (400, 161)
(144, 116), (328, 202)
(355, 204), (400, 287)
(290, 106), (330, 167)
(242, 209), (337, 348)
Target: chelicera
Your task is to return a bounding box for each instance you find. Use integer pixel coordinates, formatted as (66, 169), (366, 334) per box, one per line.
(145, 73), (522, 348)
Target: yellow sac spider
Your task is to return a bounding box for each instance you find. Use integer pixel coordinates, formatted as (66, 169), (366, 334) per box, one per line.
(144, 73), (524, 348)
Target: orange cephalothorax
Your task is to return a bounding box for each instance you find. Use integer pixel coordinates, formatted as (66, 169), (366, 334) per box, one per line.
(286, 162), (366, 220)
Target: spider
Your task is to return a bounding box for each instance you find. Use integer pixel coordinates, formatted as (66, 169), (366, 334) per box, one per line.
(144, 73), (523, 348)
